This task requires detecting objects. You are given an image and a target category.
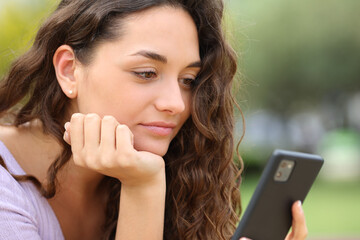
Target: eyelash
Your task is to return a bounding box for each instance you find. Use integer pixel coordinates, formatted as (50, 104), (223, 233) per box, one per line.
(179, 77), (196, 88)
(134, 70), (158, 80)
(133, 70), (197, 88)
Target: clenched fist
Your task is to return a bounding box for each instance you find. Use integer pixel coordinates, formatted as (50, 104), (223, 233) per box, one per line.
(63, 113), (165, 187)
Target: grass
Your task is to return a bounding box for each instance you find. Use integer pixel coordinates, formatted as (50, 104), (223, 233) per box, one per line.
(239, 174), (360, 238)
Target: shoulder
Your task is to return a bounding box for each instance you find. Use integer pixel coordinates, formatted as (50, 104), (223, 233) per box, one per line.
(0, 125), (27, 175)
(0, 123), (17, 138)
(0, 127), (38, 222)
(0, 146), (64, 239)
(0, 163), (41, 239)
(0, 124), (17, 145)
(0, 124), (23, 167)
(0, 140), (37, 215)
(0, 122), (59, 180)
(0, 125), (64, 239)
(0, 127), (44, 238)
(0, 163), (35, 214)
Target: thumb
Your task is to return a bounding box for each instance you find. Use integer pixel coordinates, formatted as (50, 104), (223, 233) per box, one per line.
(285, 201), (308, 240)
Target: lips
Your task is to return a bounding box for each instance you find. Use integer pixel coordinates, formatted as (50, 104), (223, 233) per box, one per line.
(139, 122), (176, 136)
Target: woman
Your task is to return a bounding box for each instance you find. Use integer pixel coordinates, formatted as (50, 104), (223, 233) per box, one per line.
(0, 0), (307, 239)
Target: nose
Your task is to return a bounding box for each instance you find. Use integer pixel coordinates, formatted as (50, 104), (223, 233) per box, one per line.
(154, 78), (187, 115)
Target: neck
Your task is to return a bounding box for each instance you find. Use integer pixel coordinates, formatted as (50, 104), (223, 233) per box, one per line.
(20, 119), (106, 198)
(56, 160), (106, 199)
(47, 160), (108, 240)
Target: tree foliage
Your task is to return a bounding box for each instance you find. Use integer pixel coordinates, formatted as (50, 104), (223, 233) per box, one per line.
(0, 0), (56, 77)
(227, 0), (360, 112)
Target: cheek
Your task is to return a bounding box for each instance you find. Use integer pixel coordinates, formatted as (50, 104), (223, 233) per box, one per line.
(76, 73), (139, 117)
(182, 92), (192, 119)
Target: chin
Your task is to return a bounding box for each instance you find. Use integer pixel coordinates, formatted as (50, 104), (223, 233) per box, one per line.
(134, 140), (169, 157)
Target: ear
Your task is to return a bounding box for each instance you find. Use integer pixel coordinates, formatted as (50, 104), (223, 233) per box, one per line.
(53, 45), (79, 99)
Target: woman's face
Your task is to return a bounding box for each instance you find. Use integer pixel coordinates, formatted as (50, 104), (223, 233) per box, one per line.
(73, 6), (200, 156)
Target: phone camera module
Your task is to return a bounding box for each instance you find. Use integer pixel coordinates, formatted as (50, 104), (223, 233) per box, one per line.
(274, 160), (295, 182)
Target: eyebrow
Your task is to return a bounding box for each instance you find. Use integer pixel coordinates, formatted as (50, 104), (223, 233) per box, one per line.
(131, 50), (167, 63)
(130, 50), (201, 68)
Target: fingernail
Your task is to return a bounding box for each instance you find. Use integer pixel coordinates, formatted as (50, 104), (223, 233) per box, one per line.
(297, 200), (303, 213)
(64, 122), (70, 131)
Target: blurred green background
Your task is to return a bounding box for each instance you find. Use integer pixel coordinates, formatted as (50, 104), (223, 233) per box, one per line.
(1, 0), (359, 239)
(227, 0), (360, 239)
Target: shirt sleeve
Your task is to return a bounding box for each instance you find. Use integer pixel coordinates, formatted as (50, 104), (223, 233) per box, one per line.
(0, 166), (42, 240)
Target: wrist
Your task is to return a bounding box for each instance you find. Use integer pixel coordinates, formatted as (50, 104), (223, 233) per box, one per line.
(117, 170), (166, 240)
(120, 170), (166, 196)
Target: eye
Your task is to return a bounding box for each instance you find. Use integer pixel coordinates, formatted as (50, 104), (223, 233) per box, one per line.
(179, 77), (196, 88)
(134, 70), (158, 80)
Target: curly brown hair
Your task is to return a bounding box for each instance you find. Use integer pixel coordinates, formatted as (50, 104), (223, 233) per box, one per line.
(0, 0), (243, 239)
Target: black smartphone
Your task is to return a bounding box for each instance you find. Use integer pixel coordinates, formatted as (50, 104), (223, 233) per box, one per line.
(232, 149), (324, 240)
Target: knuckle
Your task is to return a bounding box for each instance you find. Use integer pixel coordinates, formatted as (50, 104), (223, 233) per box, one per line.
(85, 113), (101, 122)
(116, 124), (130, 134)
(303, 228), (308, 237)
(71, 113), (84, 122)
(84, 153), (100, 169)
(102, 115), (119, 127)
(102, 115), (117, 123)
(118, 150), (136, 168)
(100, 158), (114, 169)
(100, 151), (115, 168)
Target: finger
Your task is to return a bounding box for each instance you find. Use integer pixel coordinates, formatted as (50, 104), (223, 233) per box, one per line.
(70, 113), (85, 153)
(100, 115), (118, 150)
(63, 122), (71, 145)
(116, 124), (134, 151)
(83, 113), (101, 149)
(288, 201), (308, 240)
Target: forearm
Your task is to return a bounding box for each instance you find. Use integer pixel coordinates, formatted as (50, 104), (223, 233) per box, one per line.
(115, 172), (166, 240)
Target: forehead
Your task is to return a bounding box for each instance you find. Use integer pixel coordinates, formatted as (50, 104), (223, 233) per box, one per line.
(123, 5), (195, 30)
(107, 6), (200, 60)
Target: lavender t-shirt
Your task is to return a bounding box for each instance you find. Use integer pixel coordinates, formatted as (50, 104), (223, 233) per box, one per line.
(0, 141), (64, 240)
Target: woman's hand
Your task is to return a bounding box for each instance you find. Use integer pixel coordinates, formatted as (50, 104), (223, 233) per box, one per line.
(239, 201), (308, 240)
(63, 113), (165, 186)
(64, 113), (166, 239)
(285, 201), (308, 240)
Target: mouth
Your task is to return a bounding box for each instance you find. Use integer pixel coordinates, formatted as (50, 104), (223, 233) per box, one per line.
(139, 121), (177, 137)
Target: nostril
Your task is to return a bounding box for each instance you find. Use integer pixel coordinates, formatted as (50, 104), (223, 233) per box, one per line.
(155, 91), (186, 114)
